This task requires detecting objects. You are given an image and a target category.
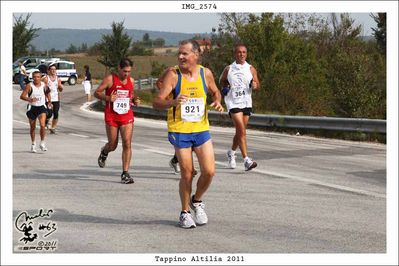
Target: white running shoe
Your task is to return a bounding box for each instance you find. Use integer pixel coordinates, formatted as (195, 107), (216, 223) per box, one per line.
(244, 157), (257, 171)
(179, 212), (196, 229)
(31, 144), (37, 153)
(40, 143), (48, 151)
(227, 150), (236, 169)
(169, 157), (180, 174)
(190, 196), (208, 225)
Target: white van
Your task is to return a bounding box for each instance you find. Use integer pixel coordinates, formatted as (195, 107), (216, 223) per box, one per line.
(12, 57), (61, 83)
(26, 60), (78, 85)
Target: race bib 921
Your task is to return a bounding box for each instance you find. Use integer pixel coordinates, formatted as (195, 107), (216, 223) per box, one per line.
(181, 97), (205, 122)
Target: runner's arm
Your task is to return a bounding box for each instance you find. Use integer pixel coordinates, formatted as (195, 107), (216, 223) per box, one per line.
(20, 83), (34, 103)
(46, 91), (52, 108)
(42, 76), (50, 94)
(153, 68), (183, 109)
(94, 75), (114, 102)
(219, 66), (231, 96)
(250, 66), (260, 91)
(43, 82), (52, 106)
(219, 66), (230, 87)
(156, 66), (175, 90)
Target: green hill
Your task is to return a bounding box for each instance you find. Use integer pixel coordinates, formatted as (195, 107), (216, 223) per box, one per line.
(31, 28), (208, 51)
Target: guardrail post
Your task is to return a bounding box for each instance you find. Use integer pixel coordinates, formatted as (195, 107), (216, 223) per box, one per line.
(138, 79), (142, 90)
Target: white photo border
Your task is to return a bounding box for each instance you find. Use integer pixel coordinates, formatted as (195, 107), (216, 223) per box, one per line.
(1, 1), (398, 265)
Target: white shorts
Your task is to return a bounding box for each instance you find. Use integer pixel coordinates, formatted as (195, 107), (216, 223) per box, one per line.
(83, 81), (91, 94)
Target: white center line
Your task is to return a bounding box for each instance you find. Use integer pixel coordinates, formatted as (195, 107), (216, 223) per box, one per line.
(68, 133), (89, 138)
(134, 142), (385, 199)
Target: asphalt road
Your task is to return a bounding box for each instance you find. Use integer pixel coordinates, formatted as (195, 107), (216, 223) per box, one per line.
(11, 83), (386, 254)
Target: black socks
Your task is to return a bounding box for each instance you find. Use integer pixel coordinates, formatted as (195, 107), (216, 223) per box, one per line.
(192, 195), (202, 203)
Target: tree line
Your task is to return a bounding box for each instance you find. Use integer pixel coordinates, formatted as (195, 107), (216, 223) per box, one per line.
(201, 13), (386, 119)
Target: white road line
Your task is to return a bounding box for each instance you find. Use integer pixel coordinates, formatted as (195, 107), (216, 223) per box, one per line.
(250, 167), (386, 199)
(13, 119), (30, 126)
(132, 141), (385, 199)
(216, 161), (385, 198)
(143, 148), (174, 156)
(134, 143), (174, 156)
(68, 133), (89, 138)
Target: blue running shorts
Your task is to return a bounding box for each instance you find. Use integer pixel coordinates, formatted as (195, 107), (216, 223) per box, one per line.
(168, 131), (211, 149)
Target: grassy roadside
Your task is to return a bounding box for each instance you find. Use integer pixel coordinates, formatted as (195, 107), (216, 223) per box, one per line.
(59, 53), (177, 84)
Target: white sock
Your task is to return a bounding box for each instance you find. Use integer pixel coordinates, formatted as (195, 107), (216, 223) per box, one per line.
(229, 149), (236, 155)
(31, 142), (36, 146)
(244, 156), (250, 162)
(40, 141), (45, 146)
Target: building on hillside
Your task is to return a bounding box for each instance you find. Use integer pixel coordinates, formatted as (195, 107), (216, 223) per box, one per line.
(194, 38), (212, 53)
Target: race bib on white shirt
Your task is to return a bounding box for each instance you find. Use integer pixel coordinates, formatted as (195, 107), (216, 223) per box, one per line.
(30, 82), (46, 107)
(225, 61), (253, 110)
(33, 96), (44, 105)
(113, 90), (130, 114)
(232, 86), (247, 102)
(181, 97), (205, 122)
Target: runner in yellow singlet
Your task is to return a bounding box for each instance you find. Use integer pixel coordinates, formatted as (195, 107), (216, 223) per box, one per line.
(156, 67), (198, 176)
(153, 39), (224, 229)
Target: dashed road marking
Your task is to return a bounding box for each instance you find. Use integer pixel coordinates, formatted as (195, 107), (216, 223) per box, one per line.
(68, 133), (89, 138)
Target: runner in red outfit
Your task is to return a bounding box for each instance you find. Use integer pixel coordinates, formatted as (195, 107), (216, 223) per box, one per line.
(104, 73), (134, 127)
(94, 58), (141, 184)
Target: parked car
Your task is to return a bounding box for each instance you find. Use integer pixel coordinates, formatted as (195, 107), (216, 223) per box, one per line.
(26, 60), (78, 85)
(12, 56), (61, 84)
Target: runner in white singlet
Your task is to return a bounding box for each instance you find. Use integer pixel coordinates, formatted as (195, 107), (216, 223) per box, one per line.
(219, 43), (261, 171)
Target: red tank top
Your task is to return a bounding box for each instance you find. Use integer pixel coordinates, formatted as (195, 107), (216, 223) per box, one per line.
(105, 74), (134, 116)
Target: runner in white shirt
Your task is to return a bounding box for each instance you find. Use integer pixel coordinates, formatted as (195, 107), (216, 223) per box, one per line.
(219, 43), (261, 171)
(43, 64), (63, 134)
(20, 71), (52, 153)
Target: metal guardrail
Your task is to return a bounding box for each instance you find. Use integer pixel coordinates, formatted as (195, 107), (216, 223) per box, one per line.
(134, 78), (158, 90)
(243, 113), (386, 133)
(132, 105), (386, 134)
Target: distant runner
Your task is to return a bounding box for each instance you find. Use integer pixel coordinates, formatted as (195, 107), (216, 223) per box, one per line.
(43, 63), (63, 134)
(219, 43), (260, 171)
(20, 71), (51, 153)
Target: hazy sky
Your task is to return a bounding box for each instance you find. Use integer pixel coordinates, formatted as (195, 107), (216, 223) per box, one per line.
(16, 12), (377, 35)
